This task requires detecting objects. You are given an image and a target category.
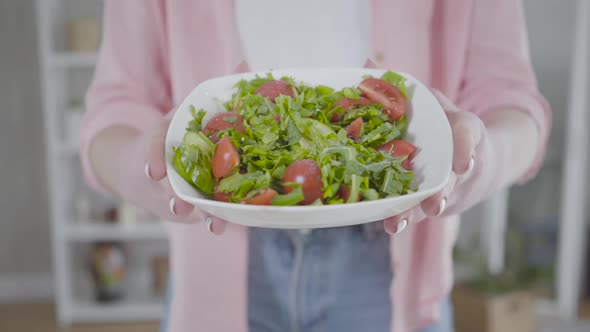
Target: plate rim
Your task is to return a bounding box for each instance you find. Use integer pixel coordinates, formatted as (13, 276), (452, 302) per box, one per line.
(165, 67), (452, 214)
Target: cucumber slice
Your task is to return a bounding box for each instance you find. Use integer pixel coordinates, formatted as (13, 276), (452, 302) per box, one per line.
(303, 118), (335, 137)
(183, 131), (214, 155)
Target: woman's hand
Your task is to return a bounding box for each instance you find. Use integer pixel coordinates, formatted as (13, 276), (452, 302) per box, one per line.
(384, 91), (495, 234)
(144, 112), (227, 234)
(90, 111), (226, 235)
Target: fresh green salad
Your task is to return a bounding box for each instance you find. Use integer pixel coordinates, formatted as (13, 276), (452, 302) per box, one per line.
(172, 71), (418, 206)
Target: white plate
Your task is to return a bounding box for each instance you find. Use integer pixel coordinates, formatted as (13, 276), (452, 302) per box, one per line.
(166, 68), (452, 229)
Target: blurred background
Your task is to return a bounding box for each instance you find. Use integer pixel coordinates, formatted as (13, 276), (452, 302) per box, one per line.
(0, 1), (588, 331)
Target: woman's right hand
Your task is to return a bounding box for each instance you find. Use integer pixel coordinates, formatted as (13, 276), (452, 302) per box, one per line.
(118, 62), (252, 234)
(143, 112), (227, 234)
(90, 110), (226, 235)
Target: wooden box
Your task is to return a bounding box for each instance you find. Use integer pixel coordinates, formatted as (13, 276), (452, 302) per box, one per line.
(452, 286), (536, 332)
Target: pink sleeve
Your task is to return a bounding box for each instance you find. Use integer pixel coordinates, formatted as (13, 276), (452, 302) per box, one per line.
(81, 0), (172, 193)
(456, 0), (552, 182)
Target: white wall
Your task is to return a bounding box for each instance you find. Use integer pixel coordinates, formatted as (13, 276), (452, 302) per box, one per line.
(0, 0), (53, 301)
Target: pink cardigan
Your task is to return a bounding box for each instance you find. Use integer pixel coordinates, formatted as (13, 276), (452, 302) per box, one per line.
(82, 1), (551, 331)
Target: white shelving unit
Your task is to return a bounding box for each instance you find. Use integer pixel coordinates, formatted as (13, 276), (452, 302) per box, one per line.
(70, 300), (164, 323)
(36, 0), (169, 326)
(66, 223), (169, 242)
(49, 52), (98, 67)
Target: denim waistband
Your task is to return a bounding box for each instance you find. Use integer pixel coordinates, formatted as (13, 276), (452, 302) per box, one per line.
(295, 220), (384, 240)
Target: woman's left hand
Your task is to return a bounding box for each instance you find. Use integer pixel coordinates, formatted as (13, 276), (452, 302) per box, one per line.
(384, 91), (495, 235)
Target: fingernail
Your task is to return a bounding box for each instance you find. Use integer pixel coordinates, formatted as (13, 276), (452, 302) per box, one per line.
(394, 219), (408, 234)
(169, 197), (177, 216)
(144, 162), (153, 180)
(467, 156), (475, 173)
(205, 217), (214, 233)
(433, 90), (459, 112)
(437, 198), (447, 217)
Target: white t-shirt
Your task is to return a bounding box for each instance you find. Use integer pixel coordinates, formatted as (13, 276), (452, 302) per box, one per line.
(236, 1), (371, 232)
(235, 0), (371, 71)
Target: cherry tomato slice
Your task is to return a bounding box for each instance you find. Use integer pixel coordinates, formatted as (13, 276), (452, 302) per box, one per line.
(377, 139), (417, 170)
(283, 159), (323, 205)
(211, 136), (240, 179)
(256, 80), (295, 101)
(336, 97), (372, 109)
(203, 112), (246, 141)
(244, 188), (278, 205)
(401, 159), (413, 171)
(338, 185), (362, 203)
(331, 97), (372, 122)
(346, 118), (363, 142)
(212, 184), (232, 202)
(358, 78), (406, 121)
(378, 139), (417, 158)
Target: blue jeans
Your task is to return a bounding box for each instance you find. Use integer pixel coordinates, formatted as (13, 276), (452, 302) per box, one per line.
(161, 225), (453, 332)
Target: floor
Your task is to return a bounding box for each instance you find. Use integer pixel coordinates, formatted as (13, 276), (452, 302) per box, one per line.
(1, 303), (590, 332)
(0, 303), (158, 332)
(538, 302), (590, 332)
(539, 320), (590, 332)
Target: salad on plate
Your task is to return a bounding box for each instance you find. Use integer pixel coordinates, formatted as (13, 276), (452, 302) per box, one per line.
(172, 71), (418, 206)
